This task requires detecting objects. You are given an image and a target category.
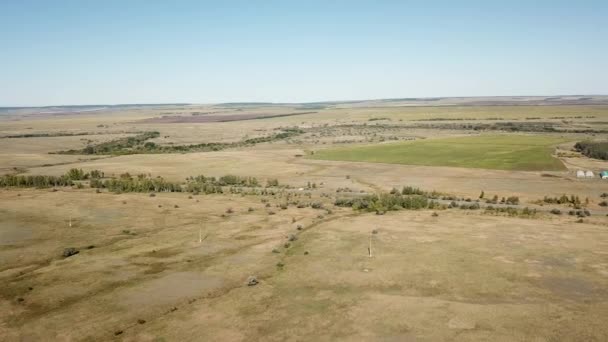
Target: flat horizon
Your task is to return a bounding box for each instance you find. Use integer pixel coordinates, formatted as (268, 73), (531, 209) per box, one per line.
(3, 94), (608, 109)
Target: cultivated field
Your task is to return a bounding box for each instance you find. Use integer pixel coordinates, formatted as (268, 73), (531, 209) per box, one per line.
(312, 135), (570, 171)
(1, 97), (608, 341)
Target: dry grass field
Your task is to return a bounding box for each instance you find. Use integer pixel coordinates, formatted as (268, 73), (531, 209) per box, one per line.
(2, 99), (608, 341)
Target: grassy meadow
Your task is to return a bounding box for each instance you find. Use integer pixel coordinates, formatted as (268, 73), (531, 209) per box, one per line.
(312, 134), (570, 171)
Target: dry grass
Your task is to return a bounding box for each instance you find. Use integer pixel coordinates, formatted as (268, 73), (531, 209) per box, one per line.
(2, 102), (608, 341)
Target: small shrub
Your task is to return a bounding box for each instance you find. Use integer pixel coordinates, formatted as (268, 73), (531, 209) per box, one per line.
(246, 276), (258, 286)
(506, 196), (520, 205)
(62, 247), (79, 258)
(550, 208), (562, 215)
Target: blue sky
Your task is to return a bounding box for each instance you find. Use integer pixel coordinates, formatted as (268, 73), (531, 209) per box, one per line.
(1, 0), (607, 106)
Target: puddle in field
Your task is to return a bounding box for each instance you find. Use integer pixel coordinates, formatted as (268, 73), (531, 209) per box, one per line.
(118, 271), (224, 307)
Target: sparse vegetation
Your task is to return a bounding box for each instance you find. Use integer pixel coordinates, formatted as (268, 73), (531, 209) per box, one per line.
(3, 100), (608, 341)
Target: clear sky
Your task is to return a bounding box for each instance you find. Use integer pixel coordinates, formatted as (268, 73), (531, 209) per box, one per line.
(1, 0), (607, 106)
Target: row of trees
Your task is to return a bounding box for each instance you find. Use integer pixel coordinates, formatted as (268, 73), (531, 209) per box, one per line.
(89, 173), (281, 194)
(542, 194), (583, 206)
(56, 128), (304, 156)
(335, 193), (434, 212)
(484, 206), (537, 217)
(90, 177), (183, 193)
(57, 131), (161, 155)
(1, 167), (286, 195)
(574, 141), (608, 161)
(0, 168), (105, 188)
(187, 174), (261, 187)
(409, 122), (608, 134)
(65, 168), (105, 180)
(0, 174), (74, 188)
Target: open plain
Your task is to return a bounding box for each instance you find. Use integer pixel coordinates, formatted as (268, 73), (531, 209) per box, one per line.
(2, 97), (608, 341)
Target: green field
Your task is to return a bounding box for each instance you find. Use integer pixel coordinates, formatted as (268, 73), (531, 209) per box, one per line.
(311, 135), (569, 171)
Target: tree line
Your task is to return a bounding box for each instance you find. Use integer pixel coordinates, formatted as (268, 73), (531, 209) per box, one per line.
(335, 192), (436, 213)
(574, 141), (608, 161)
(1, 168), (281, 195)
(55, 128), (304, 155)
(0, 168), (105, 188)
(56, 131), (161, 155)
(0, 174), (74, 188)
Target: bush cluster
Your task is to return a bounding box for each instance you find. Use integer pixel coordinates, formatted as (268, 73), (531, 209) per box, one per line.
(574, 141), (608, 160)
(335, 193), (433, 213)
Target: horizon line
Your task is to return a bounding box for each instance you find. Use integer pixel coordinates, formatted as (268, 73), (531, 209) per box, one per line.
(2, 94), (608, 109)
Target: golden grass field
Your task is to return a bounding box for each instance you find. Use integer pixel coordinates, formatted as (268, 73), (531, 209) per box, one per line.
(1, 100), (608, 341)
